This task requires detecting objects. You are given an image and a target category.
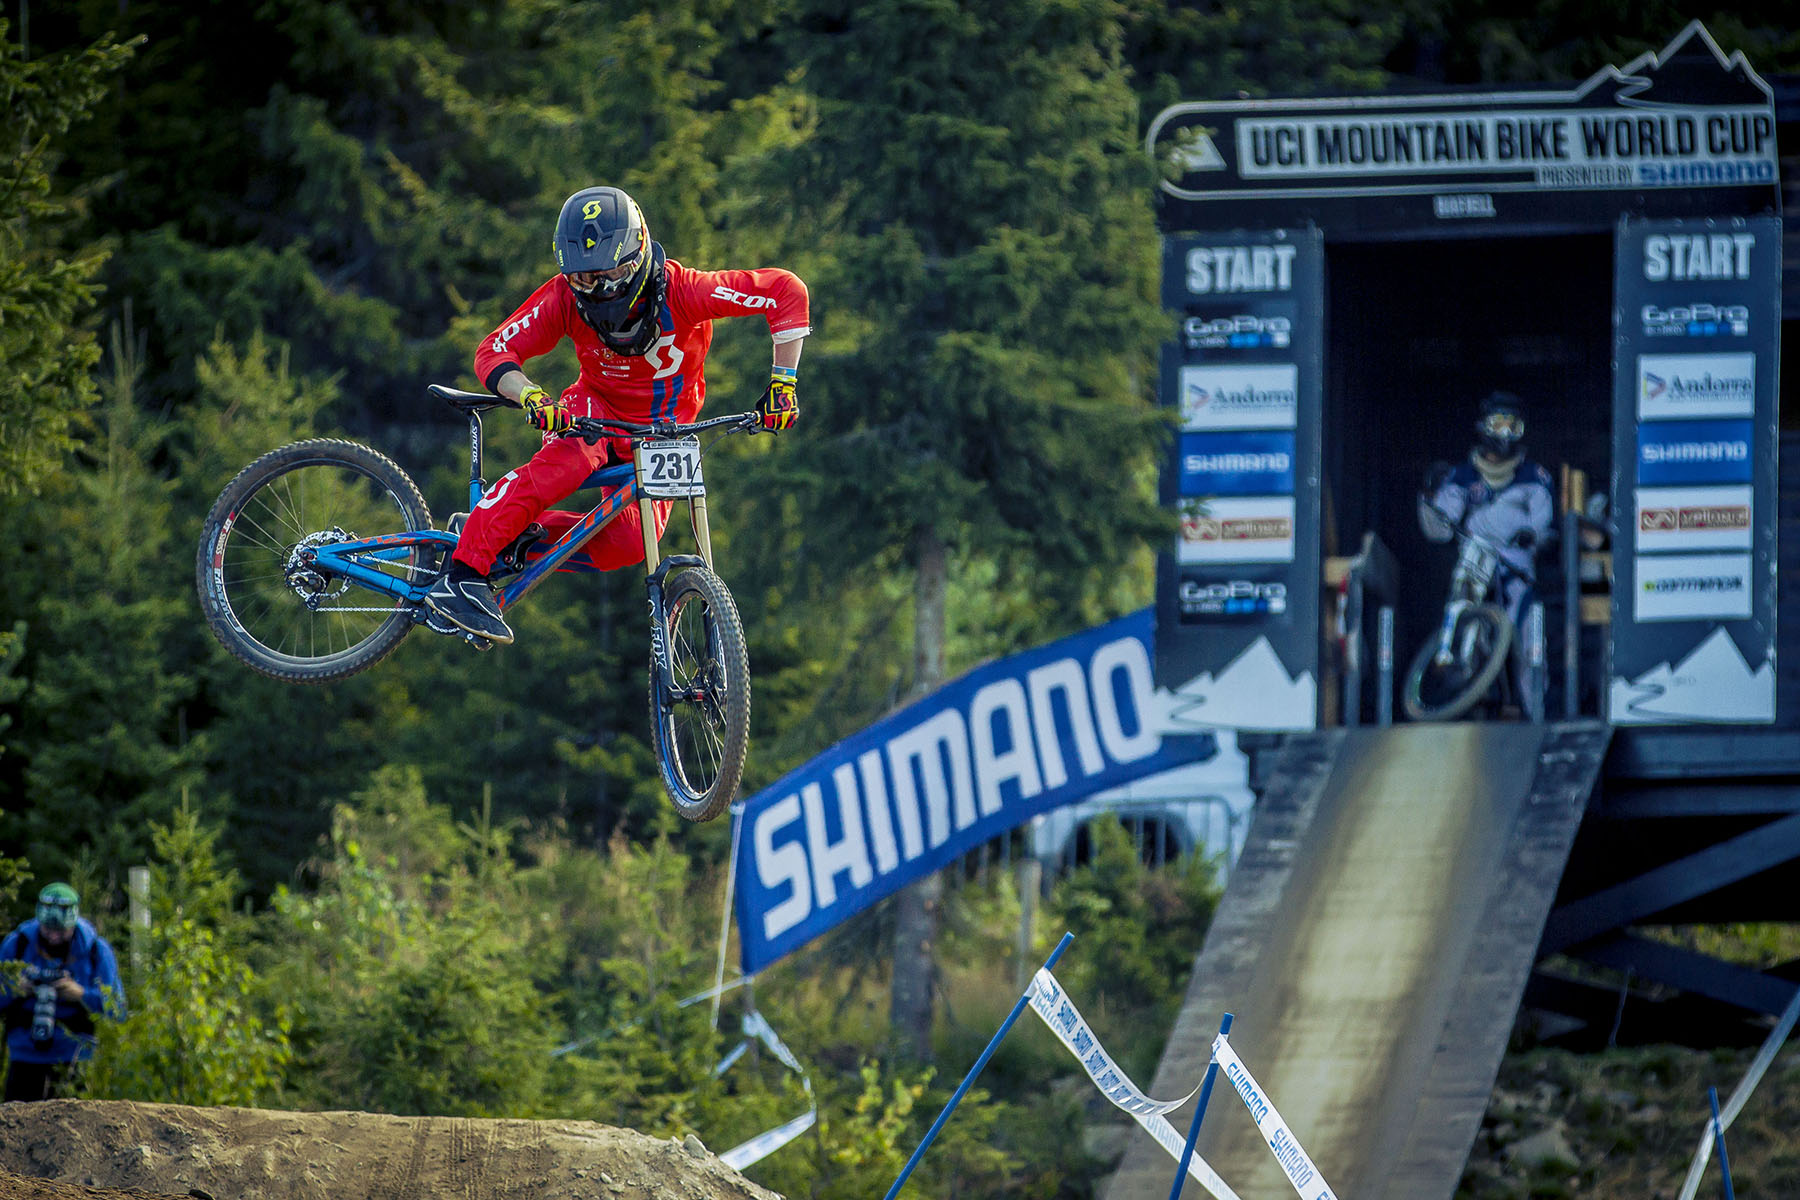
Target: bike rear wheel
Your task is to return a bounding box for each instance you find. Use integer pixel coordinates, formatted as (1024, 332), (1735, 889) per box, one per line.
(1402, 604), (1513, 722)
(196, 439), (435, 684)
(648, 567), (751, 821)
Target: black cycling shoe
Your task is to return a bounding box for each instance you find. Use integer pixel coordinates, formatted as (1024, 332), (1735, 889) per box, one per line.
(424, 567), (514, 645)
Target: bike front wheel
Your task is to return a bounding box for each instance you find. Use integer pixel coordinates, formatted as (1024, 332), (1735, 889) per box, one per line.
(196, 439), (435, 684)
(1402, 604), (1513, 722)
(648, 566), (751, 821)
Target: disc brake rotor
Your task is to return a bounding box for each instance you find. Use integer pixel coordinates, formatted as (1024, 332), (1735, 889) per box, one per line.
(284, 528), (355, 607)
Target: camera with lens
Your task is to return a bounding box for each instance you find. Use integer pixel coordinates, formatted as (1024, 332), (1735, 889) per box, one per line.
(24, 965), (67, 1046)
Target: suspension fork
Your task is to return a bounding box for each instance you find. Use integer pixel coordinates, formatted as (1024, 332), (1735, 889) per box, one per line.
(630, 443), (716, 575)
(1432, 598), (1472, 664)
(644, 554), (709, 702)
(633, 440), (718, 702)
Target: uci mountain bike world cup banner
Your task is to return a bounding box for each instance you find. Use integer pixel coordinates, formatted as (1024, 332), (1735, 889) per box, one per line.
(1609, 215), (1780, 724)
(1145, 23), (1778, 236)
(1152, 228), (1324, 732)
(733, 610), (1215, 973)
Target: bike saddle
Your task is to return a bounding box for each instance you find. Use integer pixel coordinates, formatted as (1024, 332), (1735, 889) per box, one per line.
(428, 384), (512, 414)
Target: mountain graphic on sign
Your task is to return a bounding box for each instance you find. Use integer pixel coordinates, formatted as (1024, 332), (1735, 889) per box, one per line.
(1153, 636), (1316, 732)
(1609, 627), (1774, 724)
(1609, 20), (1773, 108)
(1167, 126), (1226, 172)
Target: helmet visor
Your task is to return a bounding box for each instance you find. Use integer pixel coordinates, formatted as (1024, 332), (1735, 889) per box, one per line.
(1476, 409), (1524, 444)
(567, 246), (645, 299)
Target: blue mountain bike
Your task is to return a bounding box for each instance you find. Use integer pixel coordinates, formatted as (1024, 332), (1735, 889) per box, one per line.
(196, 384), (759, 820)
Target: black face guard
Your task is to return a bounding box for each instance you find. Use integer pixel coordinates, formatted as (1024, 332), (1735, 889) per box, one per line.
(572, 242), (667, 356)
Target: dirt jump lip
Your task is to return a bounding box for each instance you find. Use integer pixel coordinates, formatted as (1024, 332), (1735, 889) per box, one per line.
(0, 1099), (785, 1200)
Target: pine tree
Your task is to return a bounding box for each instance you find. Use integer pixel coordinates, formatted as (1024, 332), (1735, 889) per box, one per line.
(0, 21), (133, 496)
(749, 0), (1173, 1058)
(1, 323), (206, 875)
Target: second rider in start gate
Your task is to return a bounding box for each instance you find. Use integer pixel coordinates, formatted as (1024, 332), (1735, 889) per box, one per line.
(425, 186), (812, 645)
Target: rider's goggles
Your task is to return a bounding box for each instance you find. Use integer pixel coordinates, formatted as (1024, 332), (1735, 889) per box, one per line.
(35, 900), (77, 932)
(1476, 411), (1525, 442)
(566, 247), (643, 298)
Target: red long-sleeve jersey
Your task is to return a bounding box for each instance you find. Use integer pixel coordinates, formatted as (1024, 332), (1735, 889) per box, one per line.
(473, 261), (810, 426)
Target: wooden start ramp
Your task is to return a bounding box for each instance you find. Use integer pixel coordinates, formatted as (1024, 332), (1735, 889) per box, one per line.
(1105, 721), (1610, 1200)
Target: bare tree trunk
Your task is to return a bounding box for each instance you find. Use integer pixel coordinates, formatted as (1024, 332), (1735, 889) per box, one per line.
(891, 527), (949, 1061)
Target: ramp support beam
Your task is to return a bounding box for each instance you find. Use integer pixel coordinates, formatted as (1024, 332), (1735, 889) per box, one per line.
(1541, 812), (1800, 955)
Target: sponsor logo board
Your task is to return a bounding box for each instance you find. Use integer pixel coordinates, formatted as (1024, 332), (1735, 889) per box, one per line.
(1178, 431), (1296, 496)
(1639, 301), (1750, 338)
(1178, 364), (1298, 430)
(1636, 419), (1753, 485)
(1637, 351), (1755, 419)
(1177, 496), (1296, 564)
(1177, 576), (1289, 621)
(1182, 311), (1293, 351)
(1634, 553), (1752, 623)
(1635, 484), (1752, 552)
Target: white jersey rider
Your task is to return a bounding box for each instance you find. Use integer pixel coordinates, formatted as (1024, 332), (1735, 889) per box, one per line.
(1417, 392), (1555, 625)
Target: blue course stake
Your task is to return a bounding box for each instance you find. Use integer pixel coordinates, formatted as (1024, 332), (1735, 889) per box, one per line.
(882, 931), (1075, 1200)
(1709, 1087), (1735, 1200)
(1169, 1011), (1234, 1200)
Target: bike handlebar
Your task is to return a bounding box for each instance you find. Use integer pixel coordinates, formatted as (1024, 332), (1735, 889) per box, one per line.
(1418, 492), (1548, 568)
(571, 411), (763, 442)
(429, 383), (766, 443)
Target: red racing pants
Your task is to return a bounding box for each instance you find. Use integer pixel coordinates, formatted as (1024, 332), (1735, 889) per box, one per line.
(452, 433), (671, 576)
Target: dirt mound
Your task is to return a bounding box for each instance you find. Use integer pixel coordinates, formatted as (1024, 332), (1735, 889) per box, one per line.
(0, 1101), (782, 1200)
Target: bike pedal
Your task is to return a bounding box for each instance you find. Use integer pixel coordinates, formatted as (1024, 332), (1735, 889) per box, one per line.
(422, 609), (493, 651)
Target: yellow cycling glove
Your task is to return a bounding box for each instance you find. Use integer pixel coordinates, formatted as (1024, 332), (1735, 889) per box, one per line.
(520, 384), (573, 434)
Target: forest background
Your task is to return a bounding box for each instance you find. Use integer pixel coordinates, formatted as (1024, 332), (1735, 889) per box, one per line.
(3, 3), (1798, 1199)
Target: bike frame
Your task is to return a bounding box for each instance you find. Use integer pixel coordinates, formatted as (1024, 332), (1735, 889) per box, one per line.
(306, 402), (737, 626)
(1424, 503), (1524, 666)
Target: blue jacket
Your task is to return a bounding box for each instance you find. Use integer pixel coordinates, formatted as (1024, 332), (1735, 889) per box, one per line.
(1, 917), (128, 1064)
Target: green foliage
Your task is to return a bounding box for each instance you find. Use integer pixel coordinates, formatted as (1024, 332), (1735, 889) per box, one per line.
(0, 854), (25, 919)
(266, 767), (557, 1116)
(746, 0), (1171, 623)
(1045, 816), (1221, 1078)
(0, 322), (207, 876)
(0, 622), (25, 766)
(0, 22), (134, 497)
(82, 799), (291, 1106)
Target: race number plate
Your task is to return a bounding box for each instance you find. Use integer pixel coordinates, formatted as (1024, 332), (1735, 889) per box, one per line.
(638, 437), (704, 499)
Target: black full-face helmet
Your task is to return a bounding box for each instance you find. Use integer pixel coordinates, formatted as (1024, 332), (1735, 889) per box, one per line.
(553, 186), (665, 356)
(1474, 391), (1527, 461)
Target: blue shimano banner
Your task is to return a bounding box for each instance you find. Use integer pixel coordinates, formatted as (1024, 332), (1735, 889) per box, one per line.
(733, 609), (1215, 973)
(1637, 418), (1755, 486)
(1177, 430), (1296, 496)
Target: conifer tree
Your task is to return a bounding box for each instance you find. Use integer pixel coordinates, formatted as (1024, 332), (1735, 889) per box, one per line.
(757, 0), (1172, 1058)
(0, 21), (132, 495)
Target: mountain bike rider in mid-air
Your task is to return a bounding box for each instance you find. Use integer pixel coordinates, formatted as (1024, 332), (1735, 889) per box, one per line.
(1416, 390), (1556, 628)
(425, 186), (811, 646)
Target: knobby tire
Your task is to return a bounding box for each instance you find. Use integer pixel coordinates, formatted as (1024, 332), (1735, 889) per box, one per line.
(1402, 604), (1513, 722)
(649, 566), (751, 822)
(196, 439), (434, 684)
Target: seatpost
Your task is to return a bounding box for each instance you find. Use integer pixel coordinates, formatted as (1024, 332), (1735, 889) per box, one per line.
(467, 412), (486, 510)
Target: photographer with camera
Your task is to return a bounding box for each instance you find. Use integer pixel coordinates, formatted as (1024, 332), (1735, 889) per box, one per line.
(1, 883), (127, 1101)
